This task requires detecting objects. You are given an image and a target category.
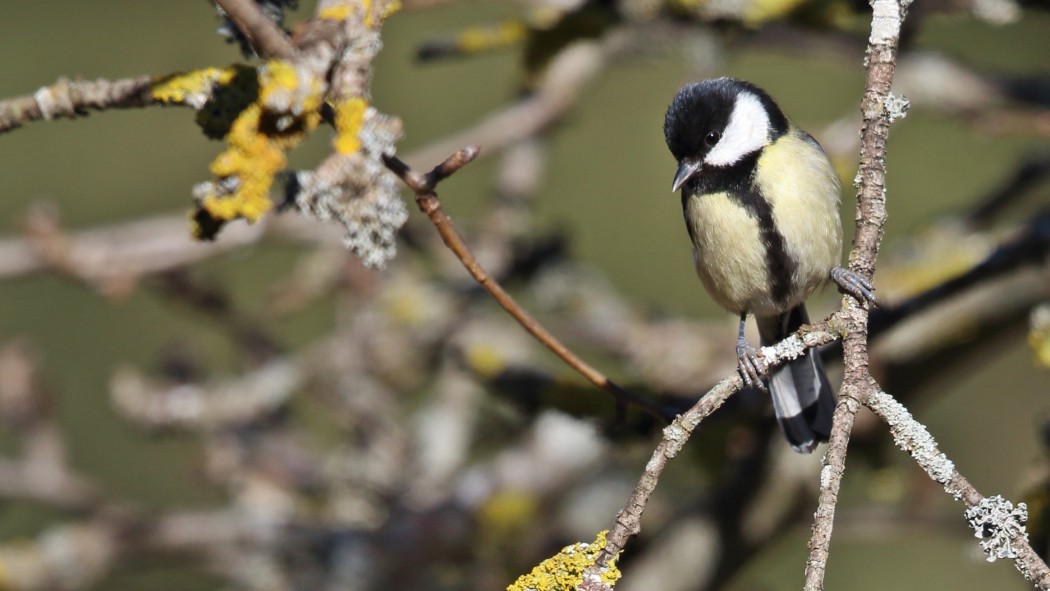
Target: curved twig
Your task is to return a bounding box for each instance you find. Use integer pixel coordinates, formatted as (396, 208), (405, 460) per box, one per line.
(384, 147), (670, 422)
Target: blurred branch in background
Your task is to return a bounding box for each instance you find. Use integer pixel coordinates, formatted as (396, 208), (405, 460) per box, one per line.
(383, 146), (671, 421)
(0, 0), (1048, 590)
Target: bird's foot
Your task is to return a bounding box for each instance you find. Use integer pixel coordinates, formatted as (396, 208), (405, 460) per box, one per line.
(736, 341), (766, 390)
(831, 267), (877, 305)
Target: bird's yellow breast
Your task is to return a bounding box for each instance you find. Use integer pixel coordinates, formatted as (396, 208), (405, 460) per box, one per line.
(684, 130), (842, 316)
(684, 191), (770, 315)
(755, 131), (843, 302)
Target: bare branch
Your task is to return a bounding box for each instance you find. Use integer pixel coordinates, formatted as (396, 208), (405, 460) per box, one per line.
(402, 39), (612, 168)
(385, 148), (670, 421)
(0, 458), (98, 510)
(802, 0), (909, 584)
(0, 76), (154, 134)
(0, 343), (98, 510)
(0, 209), (340, 288)
(111, 361), (301, 431)
(803, 381), (866, 588)
(213, 0), (297, 60)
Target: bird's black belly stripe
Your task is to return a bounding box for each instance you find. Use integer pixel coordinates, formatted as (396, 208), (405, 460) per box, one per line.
(736, 191), (795, 305)
(685, 152), (797, 307)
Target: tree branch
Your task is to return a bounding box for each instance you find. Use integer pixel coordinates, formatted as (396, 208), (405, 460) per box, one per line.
(802, 0), (908, 584)
(401, 39), (613, 169)
(867, 389), (1050, 586)
(582, 321), (844, 589)
(803, 378), (867, 589)
(384, 147), (670, 422)
(0, 76), (154, 134)
(213, 0), (298, 60)
(0, 208), (340, 290)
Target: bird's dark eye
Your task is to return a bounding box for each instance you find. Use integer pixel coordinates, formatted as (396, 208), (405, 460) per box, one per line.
(704, 131), (721, 147)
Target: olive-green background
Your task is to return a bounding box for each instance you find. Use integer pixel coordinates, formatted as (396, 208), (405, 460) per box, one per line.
(1, 2), (1048, 589)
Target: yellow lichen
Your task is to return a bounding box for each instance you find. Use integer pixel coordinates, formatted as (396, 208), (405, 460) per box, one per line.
(457, 21), (528, 53)
(480, 489), (539, 534)
(319, 0), (400, 26)
(260, 60), (299, 96)
(258, 59), (324, 117)
(192, 65), (260, 139)
(1033, 334), (1050, 367)
(333, 98), (368, 154)
(379, 0), (402, 21)
(1030, 305), (1050, 368)
(506, 531), (621, 591)
(318, 4), (352, 20)
(465, 344), (506, 379)
(190, 57), (333, 238)
(194, 102), (286, 234)
(667, 0), (707, 11)
(877, 224), (992, 300)
(740, 0), (809, 26)
(381, 280), (431, 326)
(151, 67), (237, 105)
(528, 6), (566, 30)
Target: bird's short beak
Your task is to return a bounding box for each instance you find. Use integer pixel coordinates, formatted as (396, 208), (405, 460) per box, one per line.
(672, 160), (702, 192)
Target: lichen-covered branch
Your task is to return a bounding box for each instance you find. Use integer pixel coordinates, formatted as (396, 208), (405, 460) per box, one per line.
(801, 0), (909, 585)
(0, 76), (155, 134)
(290, 0), (408, 268)
(867, 390), (1050, 587)
(1, 2), (406, 267)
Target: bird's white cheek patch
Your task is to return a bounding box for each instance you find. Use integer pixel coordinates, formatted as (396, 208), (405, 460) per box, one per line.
(705, 92), (770, 167)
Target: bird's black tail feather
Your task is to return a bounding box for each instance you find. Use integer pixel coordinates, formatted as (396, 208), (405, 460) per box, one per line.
(757, 305), (835, 453)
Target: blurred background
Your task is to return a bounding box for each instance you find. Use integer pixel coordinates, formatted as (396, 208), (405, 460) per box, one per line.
(0, 1), (1048, 589)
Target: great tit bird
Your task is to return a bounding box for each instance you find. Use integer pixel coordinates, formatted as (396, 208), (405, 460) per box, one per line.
(663, 77), (876, 453)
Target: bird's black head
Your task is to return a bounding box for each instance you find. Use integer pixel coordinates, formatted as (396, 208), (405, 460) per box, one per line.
(663, 78), (789, 191)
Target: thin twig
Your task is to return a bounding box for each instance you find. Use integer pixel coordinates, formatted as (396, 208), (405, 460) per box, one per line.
(801, 0), (907, 585)
(213, 0), (297, 60)
(0, 76), (155, 135)
(384, 147), (670, 422)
